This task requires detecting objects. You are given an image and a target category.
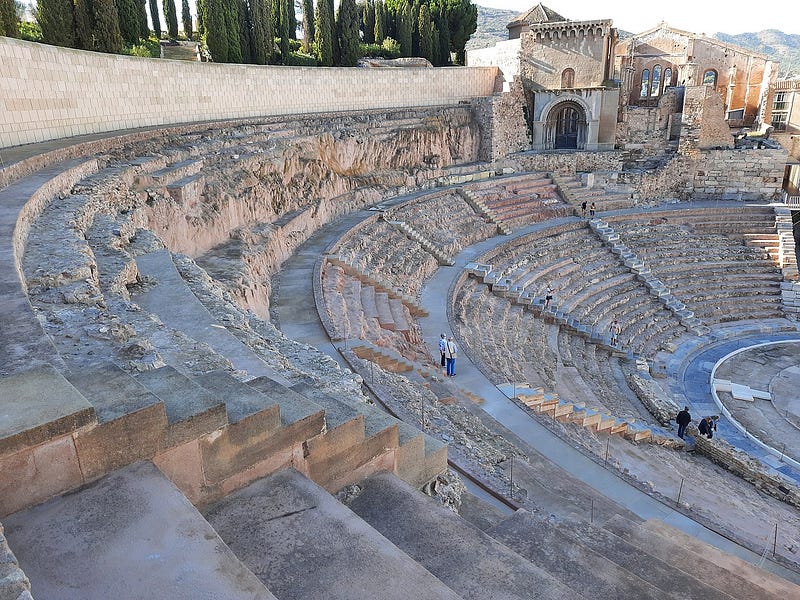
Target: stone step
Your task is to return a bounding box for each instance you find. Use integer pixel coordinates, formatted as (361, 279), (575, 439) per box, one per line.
(374, 291), (396, 331)
(289, 381), (402, 490)
(204, 468), (461, 600)
(554, 516), (734, 600)
(65, 362), (167, 479)
(487, 510), (669, 599)
(388, 297), (410, 332)
(603, 515), (792, 600)
(3, 462), (275, 599)
(133, 366), (227, 449)
(346, 472), (583, 599)
(0, 364), (98, 516)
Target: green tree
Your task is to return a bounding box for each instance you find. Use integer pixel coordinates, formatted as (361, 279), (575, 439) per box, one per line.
(148, 0), (160, 36)
(396, 2), (410, 56)
(0, 0), (19, 37)
(135, 0), (148, 37)
(74, 0), (94, 48)
(250, 0), (272, 63)
(443, 0), (474, 65)
(335, 0), (358, 66)
(181, 0), (191, 37)
(223, 0), (242, 62)
(314, 0), (332, 66)
(117, 0), (142, 44)
(279, 0), (289, 62)
(287, 0), (296, 39)
(374, 0), (383, 43)
(362, 0), (374, 44)
(163, 0), (177, 37)
(202, 0), (227, 60)
(301, 0), (313, 52)
(37, 0), (76, 47)
(435, 10), (448, 64)
(417, 3), (432, 62)
(93, 0), (123, 52)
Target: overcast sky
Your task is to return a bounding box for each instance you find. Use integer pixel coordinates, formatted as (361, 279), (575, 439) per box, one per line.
(476, 0), (800, 36)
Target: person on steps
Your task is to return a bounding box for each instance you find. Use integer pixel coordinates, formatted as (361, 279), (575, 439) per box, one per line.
(438, 333), (447, 373)
(676, 406), (691, 439)
(698, 416), (715, 439)
(445, 336), (458, 377)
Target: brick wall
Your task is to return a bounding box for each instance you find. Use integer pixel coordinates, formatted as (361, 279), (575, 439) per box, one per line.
(0, 37), (499, 149)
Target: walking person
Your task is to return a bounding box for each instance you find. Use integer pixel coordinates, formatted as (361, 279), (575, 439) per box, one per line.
(445, 336), (458, 377)
(438, 333), (447, 373)
(609, 318), (621, 347)
(544, 284), (554, 309)
(676, 406), (691, 439)
(581, 200), (587, 217)
(589, 201), (596, 218)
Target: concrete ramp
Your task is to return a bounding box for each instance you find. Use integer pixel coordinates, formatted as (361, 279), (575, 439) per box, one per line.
(3, 461), (275, 600)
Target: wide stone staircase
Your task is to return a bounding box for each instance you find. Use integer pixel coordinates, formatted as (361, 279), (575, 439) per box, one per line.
(7, 462), (797, 599)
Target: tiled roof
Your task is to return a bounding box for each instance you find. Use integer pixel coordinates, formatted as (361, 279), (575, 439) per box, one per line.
(508, 3), (568, 27)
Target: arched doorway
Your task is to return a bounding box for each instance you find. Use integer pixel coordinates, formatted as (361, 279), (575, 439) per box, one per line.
(546, 101), (587, 150)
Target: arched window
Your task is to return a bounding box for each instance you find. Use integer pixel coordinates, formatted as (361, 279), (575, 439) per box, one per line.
(640, 69), (650, 97)
(663, 68), (673, 89)
(561, 68), (575, 88)
(651, 65), (662, 96)
(702, 70), (718, 86)
(546, 101), (587, 150)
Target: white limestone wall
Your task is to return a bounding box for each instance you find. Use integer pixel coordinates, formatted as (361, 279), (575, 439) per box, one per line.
(0, 36), (500, 149)
(466, 39), (521, 89)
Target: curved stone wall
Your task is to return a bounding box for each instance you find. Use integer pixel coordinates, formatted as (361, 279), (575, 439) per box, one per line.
(0, 37), (500, 149)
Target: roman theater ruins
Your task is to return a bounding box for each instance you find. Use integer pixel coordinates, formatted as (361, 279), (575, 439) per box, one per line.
(1, 6), (800, 599)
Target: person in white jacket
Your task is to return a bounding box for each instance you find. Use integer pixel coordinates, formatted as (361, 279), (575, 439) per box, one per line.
(445, 336), (458, 377)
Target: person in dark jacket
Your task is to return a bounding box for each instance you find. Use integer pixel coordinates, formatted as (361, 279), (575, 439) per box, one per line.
(698, 416), (715, 439)
(676, 406), (691, 439)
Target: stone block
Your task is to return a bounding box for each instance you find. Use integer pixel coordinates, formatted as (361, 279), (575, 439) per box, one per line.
(0, 365), (96, 456)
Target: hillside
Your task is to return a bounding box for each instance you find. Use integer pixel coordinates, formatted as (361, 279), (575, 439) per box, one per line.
(714, 30), (800, 77)
(468, 5), (800, 77)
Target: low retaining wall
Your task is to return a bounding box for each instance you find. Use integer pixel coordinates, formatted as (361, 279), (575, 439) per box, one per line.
(0, 37), (499, 149)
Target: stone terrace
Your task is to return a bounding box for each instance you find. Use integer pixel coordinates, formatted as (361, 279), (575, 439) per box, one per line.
(607, 206), (786, 325)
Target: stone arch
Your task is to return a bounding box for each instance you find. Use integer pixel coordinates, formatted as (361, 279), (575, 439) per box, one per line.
(543, 99), (588, 150)
(703, 69), (718, 86)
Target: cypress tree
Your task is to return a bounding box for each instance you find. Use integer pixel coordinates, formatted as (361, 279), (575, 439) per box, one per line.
(93, 0), (123, 52)
(163, 0), (177, 37)
(148, 0), (161, 36)
(278, 0), (289, 62)
(74, 0), (94, 48)
(431, 24), (439, 65)
(223, 0), (241, 62)
(117, 0), (142, 44)
(135, 0), (148, 38)
(374, 0), (383, 44)
(203, 0), (227, 60)
(287, 0), (296, 39)
(335, 0), (358, 66)
(301, 0), (313, 52)
(250, 0), (272, 63)
(237, 0), (252, 62)
(314, 0), (332, 66)
(362, 0), (374, 44)
(397, 2), (411, 56)
(435, 10), (448, 65)
(418, 3), (432, 63)
(181, 0), (191, 38)
(37, 0), (76, 47)
(0, 0), (19, 37)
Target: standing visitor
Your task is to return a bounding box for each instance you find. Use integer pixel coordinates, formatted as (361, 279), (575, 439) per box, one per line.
(438, 333), (447, 372)
(609, 319), (621, 346)
(676, 406), (691, 439)
(445, 336), (458, 377)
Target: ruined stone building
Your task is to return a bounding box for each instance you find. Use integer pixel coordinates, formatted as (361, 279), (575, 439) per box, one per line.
(468, 3), (619, 152)
(615, 23), (777, 129)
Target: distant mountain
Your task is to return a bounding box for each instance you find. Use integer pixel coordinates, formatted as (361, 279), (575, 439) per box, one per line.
(713, 31), (800, 78)
(468, 5), (800, 78)
(466, 5), (519, 51)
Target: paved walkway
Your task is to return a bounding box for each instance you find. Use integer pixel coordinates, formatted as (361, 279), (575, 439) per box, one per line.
(272, 190), (800, 582)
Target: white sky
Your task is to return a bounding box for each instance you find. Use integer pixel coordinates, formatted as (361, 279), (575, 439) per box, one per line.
(476, 0), (800, 36)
